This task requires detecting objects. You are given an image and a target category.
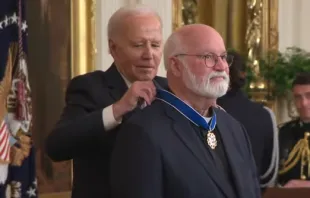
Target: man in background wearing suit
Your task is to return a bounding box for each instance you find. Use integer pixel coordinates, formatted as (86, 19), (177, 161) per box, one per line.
(110, 24), (260, 198)
(45, 5), (167, 198)
(217, 51), (278, 190)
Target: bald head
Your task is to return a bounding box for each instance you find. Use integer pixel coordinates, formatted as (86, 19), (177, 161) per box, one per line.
(164, 24), (229, 99)
(108, 4), (162, 41)
(164, 24), (225, 70)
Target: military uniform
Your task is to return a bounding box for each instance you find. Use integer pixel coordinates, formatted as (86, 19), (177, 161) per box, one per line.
(278, 119), (310, 185)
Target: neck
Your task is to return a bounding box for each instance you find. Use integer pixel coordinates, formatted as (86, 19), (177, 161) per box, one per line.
(169, 83), (215, 117)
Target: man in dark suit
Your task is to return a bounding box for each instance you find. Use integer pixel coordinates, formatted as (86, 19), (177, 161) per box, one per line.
(217, 51), (278, 189)
(45, 5), (167, 198)
(110, 24), (260, 198)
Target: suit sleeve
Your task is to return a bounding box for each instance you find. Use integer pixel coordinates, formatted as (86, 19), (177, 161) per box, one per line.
(277, 125), (290, 186)
(45, 76), (110, 161)
(241, 125), (261, 195)
(260, 123), (274, 175)
(110, 122), (163, 198)
(260, 107), (278, 187)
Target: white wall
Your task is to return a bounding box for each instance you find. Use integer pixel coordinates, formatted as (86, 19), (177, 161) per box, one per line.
(95, 0), (126, 72)
(95, 0), (172, 77)
(278, 0), (310, 52)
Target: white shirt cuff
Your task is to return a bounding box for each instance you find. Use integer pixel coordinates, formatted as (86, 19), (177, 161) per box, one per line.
(102, 104), (122, 131)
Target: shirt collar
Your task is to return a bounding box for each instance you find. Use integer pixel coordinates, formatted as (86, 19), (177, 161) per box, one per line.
(116, 67), (131, 88)
(120, 72), (131, 88)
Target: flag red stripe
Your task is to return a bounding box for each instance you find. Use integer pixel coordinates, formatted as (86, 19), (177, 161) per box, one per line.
(0, 122), (10, 162)
(2, 134), (10, 161)
(0, 130), (9, 157)
(0, 124), (8, 146)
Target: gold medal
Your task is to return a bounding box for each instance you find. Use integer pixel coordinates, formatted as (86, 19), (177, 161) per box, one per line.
(206, 131), (217, 149)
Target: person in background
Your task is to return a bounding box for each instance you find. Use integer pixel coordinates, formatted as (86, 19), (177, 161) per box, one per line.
(45, 4), (167, 198)
(278, 72), (310, 188)
(217, 51), (278, 190)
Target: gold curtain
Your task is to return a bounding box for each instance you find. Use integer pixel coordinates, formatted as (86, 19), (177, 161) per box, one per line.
(26, 0), (96, 197)
(197, 0), (247, 53)
(71, 0), (96, 77)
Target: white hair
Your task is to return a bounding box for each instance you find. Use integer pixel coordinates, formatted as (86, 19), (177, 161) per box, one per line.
(107, 4), (162, 40)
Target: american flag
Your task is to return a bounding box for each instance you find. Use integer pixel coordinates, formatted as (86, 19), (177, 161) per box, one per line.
(0, 121), (10, 163)
(0, 120), (10, 187)
(0, 0), (37, 197)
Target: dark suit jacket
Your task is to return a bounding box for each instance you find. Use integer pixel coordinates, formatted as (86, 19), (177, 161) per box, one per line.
(217, 89), (274, 185)
(45, 64), (167, 198)
(110, 99), (261, 198)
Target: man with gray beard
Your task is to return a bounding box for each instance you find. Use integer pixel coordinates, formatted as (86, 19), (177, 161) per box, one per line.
(110, 24), (260, 198)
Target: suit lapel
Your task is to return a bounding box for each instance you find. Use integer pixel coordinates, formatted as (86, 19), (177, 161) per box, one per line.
(215, 109), (244, 198)
(163, 104), (231, 198)
(105, 64), (128, 101)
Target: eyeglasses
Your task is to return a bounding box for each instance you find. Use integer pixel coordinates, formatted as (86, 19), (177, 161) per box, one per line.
(174, 53), (234, 68)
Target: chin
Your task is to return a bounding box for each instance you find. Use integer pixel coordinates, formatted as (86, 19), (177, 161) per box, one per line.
(135, 73), (156, 81)
(135, 69), (157, 80)
(201, 84), (229, 98)
(203, 91), (226, 99)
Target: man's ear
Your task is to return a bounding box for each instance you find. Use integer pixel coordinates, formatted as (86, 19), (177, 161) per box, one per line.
(108, 39), (116, 55)
(170, 57), (182, 77)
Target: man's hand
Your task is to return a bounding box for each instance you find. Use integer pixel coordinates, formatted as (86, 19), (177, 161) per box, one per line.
(283, 179), (310, 188)
(112, 81), (156, 121)
(10, 145), (26, 166)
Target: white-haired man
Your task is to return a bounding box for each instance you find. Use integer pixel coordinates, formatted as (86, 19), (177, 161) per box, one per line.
(45, 4), (167, 198)
(110, 24), (261, 198)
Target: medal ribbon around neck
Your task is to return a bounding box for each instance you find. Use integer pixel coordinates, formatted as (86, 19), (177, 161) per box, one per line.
(156, 89), (217, 149)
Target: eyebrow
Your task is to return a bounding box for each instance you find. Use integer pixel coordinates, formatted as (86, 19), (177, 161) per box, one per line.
(130, 39), (162, 43)
(203, 51), (228, 55)
(294, 91), (310, 96)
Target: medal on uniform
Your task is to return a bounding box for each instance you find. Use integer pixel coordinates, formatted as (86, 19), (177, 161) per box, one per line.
(156, 89), (217, 149)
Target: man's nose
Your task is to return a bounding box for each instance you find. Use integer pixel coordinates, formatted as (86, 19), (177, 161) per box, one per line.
(213, 58), (228, 71)
(142, 46), (153, 59)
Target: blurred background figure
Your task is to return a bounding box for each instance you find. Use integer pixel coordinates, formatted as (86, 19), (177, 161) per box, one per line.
(217, 51), (278, 191)
(278, 72), (310, 188)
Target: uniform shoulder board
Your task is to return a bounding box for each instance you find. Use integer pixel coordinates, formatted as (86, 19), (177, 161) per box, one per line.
(278, 118), (298, 129)
(215, 104), (226, 112)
